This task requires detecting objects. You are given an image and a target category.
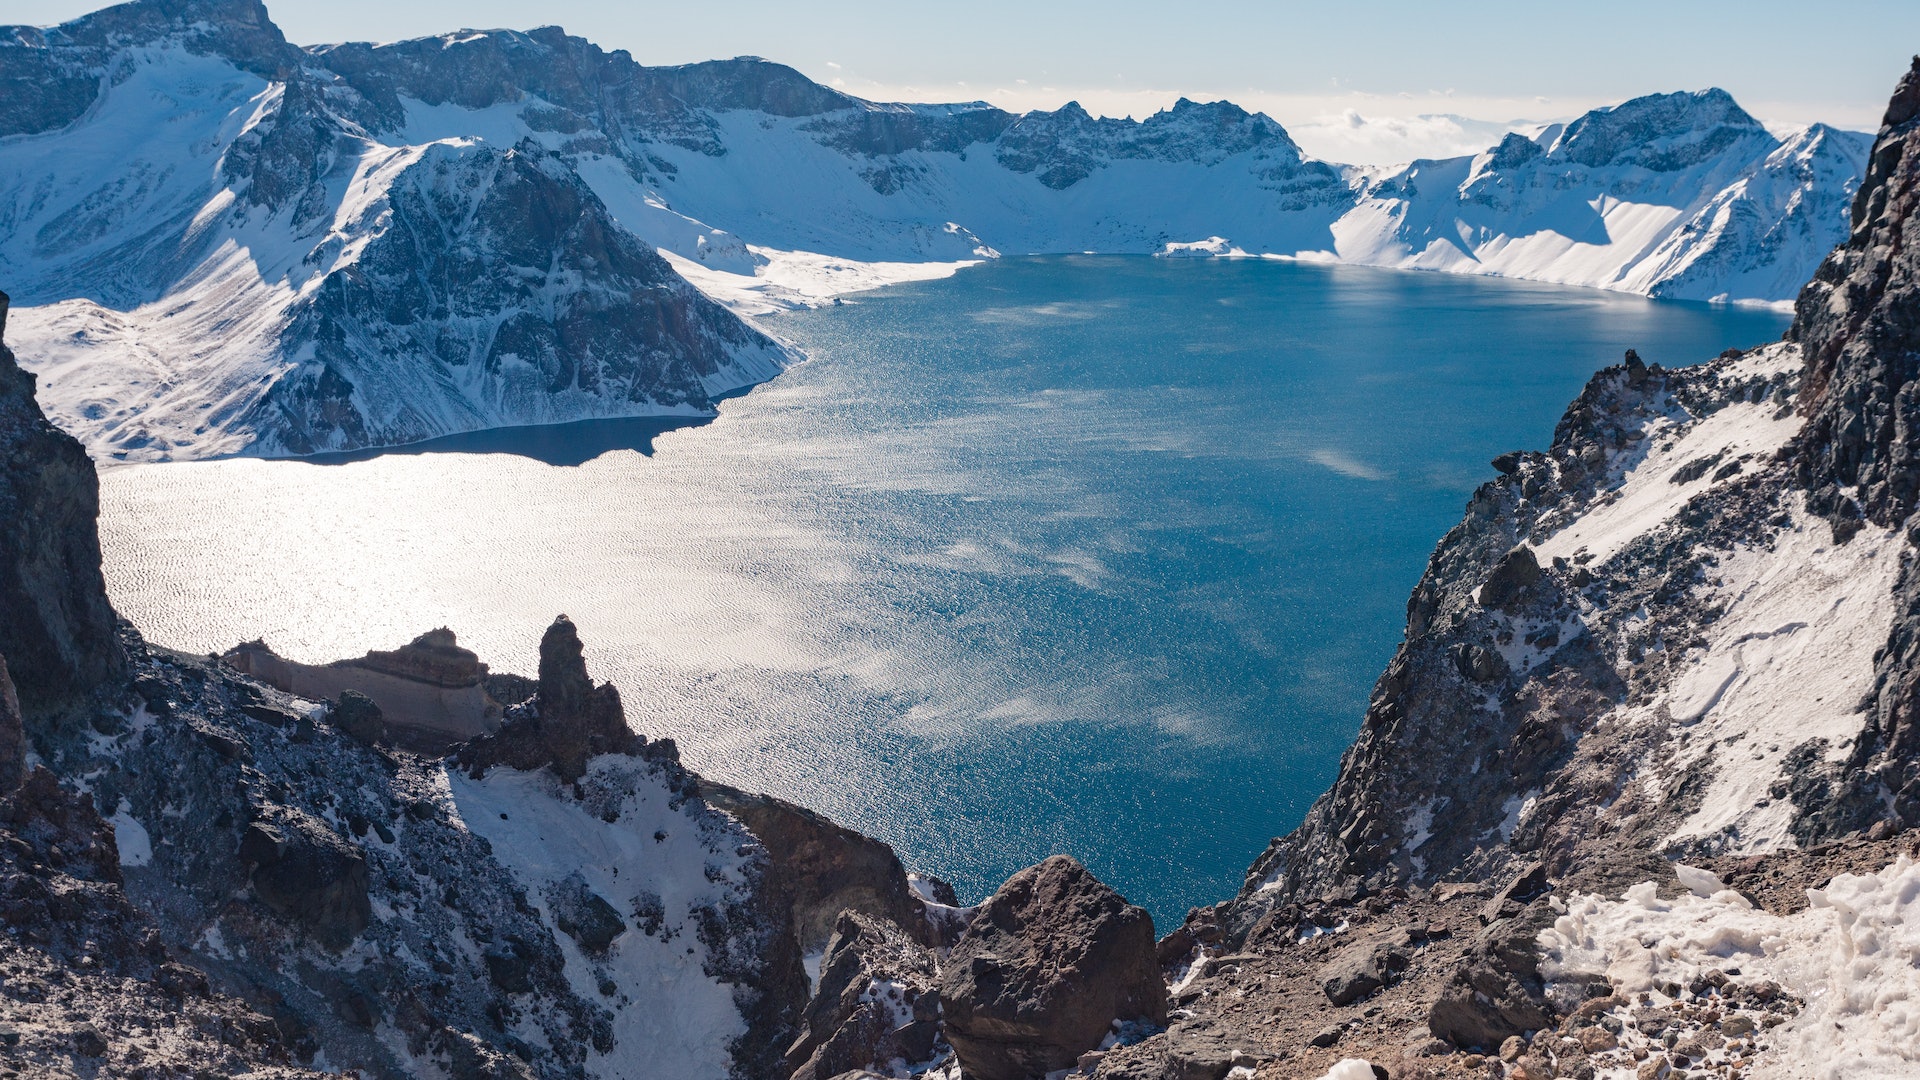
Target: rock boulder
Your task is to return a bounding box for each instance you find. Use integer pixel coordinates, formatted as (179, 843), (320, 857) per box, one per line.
(787, 910), (940, 1080)
(238, 809), (372, 951)
(939, 855), (1167, 1080)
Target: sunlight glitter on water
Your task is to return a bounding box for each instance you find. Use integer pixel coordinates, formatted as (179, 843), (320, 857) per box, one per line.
(98, 257), (1790, 927)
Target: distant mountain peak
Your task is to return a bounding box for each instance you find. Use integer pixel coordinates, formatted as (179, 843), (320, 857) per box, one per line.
(1548, 87), (1769, 171)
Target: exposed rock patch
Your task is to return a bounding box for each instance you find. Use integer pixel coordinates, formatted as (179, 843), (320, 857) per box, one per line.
(787, 910), (941, 1080)
(238, 808), (373, 951)
(700, 780), (931, 953)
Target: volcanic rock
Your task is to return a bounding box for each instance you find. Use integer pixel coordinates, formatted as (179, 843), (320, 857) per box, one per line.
(0, 290), (123, 715)
(238, 809), (372, 950)
(1477, 546), (1543, 612)
(457, 616), (638, 782)
(0, 653), (22, 792)
(1321, 938), (1410, 1006)
(546, 873), (626, 954)
(939, 855), (1167, 1080)
(787, 910), (940, 1080)
(700, 779), (928, 952)
(331, 689), (386, 745)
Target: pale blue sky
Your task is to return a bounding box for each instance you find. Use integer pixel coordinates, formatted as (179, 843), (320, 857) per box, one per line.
(8, 1), (1920, 162)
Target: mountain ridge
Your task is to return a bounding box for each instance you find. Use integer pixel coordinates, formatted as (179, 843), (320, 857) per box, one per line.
(0, 0), (1878, 461)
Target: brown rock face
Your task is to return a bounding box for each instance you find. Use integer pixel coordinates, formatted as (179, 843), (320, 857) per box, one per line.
(699, 780), (927, 953)
(939, 855), (1167, 1080)
(355, 627), (488, 688)
(456, 616), (637, 782)
(0, 291), (123, 715)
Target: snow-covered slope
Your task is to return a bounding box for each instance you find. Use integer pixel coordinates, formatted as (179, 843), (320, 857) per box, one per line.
(1336, 95), (1873, 303)
(0, 1), (1869, 458)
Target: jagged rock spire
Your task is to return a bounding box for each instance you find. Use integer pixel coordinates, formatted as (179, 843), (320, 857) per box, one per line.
(1791, 55), (1920, 527)
(456, 616), (638, 783)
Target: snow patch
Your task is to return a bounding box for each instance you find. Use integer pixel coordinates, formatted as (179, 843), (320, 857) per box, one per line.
(110, 800), (153, 868)
(448, 757), (750, 1080)
(1658, 505), (1903, 854)
(1541, 857), (1920, 1078)
(1535, 343), (1803, 566)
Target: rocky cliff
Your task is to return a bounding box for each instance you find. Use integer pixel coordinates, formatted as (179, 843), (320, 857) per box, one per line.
(1233, 57), (1920, 918)
(0, 291), (121, 715)
(1074, 54), (1920, 1080)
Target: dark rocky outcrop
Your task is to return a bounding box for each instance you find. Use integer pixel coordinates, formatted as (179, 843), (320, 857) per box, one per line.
(1794, 55), (1920, 527)
(939, 856), (1166, 1080)
(1426, 912), (1556, 1050)
(1320, 938), (1409, 1007)
(1477, 546), (1542, 612)
(0, 761), (324, 1077)
(786, 911), (941, 1080)
(329, 689), (385, 745)
(457, 616), (639, 782)
(545, 873), (626, 954)
(0, 291), (123, 716)
(238, 809), (373, 951)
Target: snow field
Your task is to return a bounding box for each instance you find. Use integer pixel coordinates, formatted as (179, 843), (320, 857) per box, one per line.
(448, 757), (751, 1080)
(1541, 858), (1920, 1079)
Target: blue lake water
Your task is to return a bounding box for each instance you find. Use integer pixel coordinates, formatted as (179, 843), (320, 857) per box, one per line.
(96, 257), (1790, 929)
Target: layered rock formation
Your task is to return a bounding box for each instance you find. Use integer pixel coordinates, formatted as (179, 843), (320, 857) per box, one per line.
(225, 627), (505, 748)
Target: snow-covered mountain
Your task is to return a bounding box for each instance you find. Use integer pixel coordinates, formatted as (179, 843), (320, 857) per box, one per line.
(0, 0), (1872, 461)
(0, 1), (789, 461)
(1339, 94), (1873, 302)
